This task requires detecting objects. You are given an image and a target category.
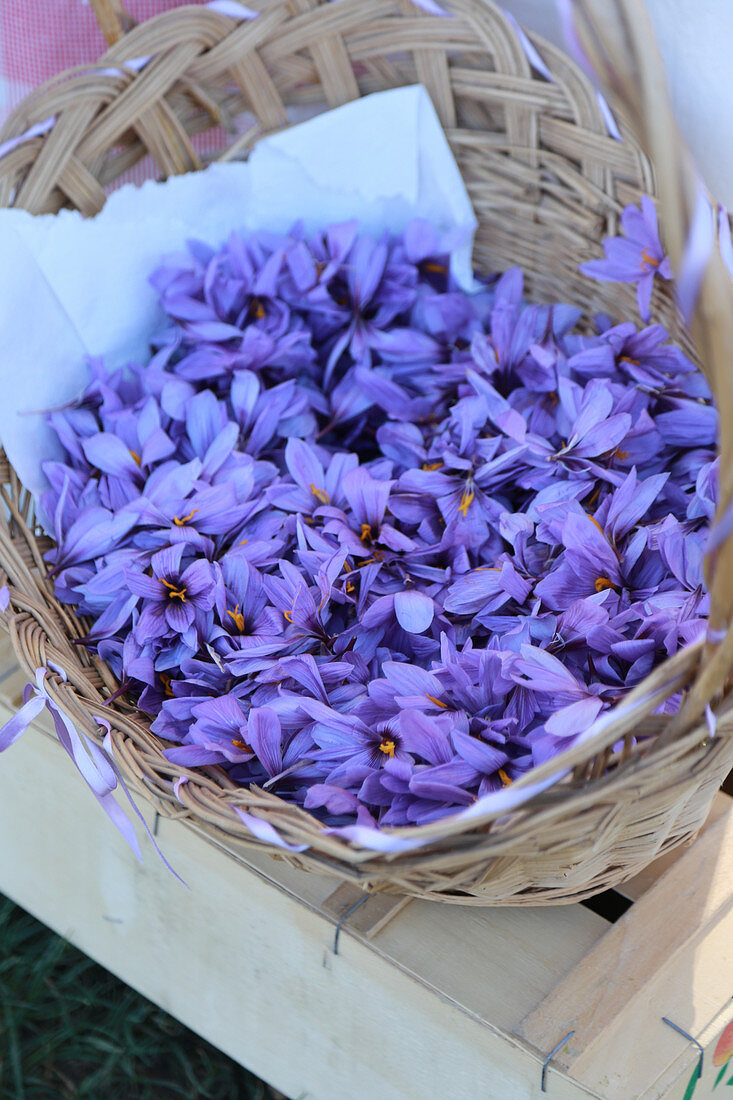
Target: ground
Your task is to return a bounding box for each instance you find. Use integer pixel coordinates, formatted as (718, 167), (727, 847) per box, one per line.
(0, 895), (277, 1099)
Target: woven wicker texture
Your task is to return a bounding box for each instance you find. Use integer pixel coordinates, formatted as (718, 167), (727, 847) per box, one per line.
(0, 0), (731, 904)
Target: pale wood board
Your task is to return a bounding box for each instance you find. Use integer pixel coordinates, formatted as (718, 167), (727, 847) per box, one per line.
(0, 710), (601, 1100)
(1, 652), (731, 1098)
(519, 804), (733, 1098)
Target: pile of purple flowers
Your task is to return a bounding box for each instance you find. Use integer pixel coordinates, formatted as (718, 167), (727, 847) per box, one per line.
(41, 212), (717, 829)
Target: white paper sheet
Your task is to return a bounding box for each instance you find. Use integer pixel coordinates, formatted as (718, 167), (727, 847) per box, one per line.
(0, 85), (477, 506)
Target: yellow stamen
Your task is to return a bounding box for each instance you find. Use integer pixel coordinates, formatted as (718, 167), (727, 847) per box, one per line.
(426, 694), (448, 709)
(548, 391), (558, 407)
(346, 581), (355, 593)
(620, 356), (640, 366)
(360, 523), (373, 543)
(283, 609), (293, 623)
(249, 297), (266, 320)
(458, 489), (474, 517)
(129, 450), (142, 467)
(594, 576), (615, 593)
(238, 539), (248, 546)
(379, 738), (396, 758)
(160, 674), (174, 698)
(498, 768), (512, 788)
(232, 737), (254, 753)
(423, 261), (447, 274)
(612, 447), (629, 461)
(310, 484), (330, 504)
(227, 604), (245, 631)
(585, 485), (601, 509)
(173, 508), (199, 527)
(588, 514), (605, 536)
(641, 247), (660, 270)
(422, 461), (444, 472)
(160, 578), (187, 602)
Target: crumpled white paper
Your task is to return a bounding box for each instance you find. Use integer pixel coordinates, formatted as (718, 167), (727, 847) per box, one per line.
(0, 84), (477, 504)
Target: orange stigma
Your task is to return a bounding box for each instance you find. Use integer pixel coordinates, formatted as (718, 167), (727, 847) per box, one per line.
(498, 768), (512, 788)
(594, 576), (615, 593)
(360, 523), (373, 543)
(426, 694), (448, 709)
(379, 738), (396, 758)
(129, 450), (142, 467)
(458, 489), (474, 517)
(641, 248), (660, 270)
(173, 508), (199, 527)
(310, 484), (330, 504)
(423, 261), (447, 274)
(422, 460), (444, 471)
(160, 578), (187, 602)
(249, 297), (266, 320)
(227, 604), (246, 631)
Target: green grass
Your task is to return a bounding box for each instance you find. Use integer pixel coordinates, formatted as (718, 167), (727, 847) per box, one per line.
(0, 895), (278, 1099)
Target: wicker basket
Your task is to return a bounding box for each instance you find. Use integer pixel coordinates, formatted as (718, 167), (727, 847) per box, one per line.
(1, 0), (732, 904)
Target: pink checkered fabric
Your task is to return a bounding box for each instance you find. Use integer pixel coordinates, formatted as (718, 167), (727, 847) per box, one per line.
(0, 1), (243, 189)
(0, 1), (207, 119)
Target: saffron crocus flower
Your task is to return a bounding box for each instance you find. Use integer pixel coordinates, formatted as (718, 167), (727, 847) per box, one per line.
(266, 437), (357, 514)
(126, 545), (217, 646)
(164, 693), (255, 767)
(322, 466), (414, 557)
(40, 216), (717, 832)
(535, 507), (623, 611)
(300, 698), (411, 786)
(581, 197), (673, 320)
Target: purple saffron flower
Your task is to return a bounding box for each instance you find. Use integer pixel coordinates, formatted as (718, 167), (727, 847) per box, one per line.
(39, 215), (717, 834)
(126, 545), (217, 645)
(581, 197), (673, 321)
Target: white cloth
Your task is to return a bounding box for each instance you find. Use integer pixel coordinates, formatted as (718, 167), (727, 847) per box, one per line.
(0, 86), (477, 503)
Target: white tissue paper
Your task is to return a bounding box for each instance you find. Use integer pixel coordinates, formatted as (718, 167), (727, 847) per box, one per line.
(0, 85), (477, 509)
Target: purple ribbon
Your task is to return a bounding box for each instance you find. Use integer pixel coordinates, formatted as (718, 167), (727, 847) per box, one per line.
(504, 6), (620, 141)
(0, 117), (56, 164)
(706, 495), (733, 556)
(0, 664), (185, 884)
(677, 182), (716, 325)
(231, 805), (309, 852)
(330, 0), (450, 14)
(502, 10), (554, 82)
(718, 205), (733, 280)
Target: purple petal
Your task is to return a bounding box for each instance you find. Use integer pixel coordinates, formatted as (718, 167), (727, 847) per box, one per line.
(394, 590), (434, 634)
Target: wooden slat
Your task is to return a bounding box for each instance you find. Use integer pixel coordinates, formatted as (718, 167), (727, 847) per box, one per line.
(1, 642), (731, 1098)
(0, 718), (597, 1100)
(519, 804), (733, 1097)
(321, 882), (412, 941)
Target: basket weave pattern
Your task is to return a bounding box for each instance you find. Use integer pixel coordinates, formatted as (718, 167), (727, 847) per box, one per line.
(0, 0), (730, 903)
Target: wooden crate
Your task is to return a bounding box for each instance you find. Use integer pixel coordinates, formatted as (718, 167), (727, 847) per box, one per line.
(0, 647), (731, 1100)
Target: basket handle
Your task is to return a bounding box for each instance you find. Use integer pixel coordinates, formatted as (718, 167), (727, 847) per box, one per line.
(571, 0), (733, 729)
(89, 0), (136, 45)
